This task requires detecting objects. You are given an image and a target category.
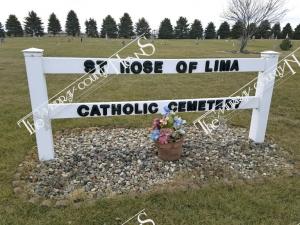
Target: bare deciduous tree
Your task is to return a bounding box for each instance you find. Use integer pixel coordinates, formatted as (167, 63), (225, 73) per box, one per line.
(223, 0), (288, 52)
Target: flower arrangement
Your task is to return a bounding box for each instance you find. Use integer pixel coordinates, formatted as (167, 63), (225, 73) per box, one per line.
(150, 106), (186, 144)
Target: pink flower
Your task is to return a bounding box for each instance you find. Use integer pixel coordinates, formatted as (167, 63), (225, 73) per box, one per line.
(158, 128), (172, 144)
(152, 118), (161, 129)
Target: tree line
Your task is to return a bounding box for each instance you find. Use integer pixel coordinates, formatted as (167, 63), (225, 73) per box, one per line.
(0, 10), (299, 40)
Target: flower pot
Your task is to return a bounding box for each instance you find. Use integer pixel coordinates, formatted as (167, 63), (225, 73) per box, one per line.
(156, 138), (184, 161)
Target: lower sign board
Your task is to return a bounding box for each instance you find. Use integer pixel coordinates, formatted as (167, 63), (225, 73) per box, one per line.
(48, 97), (258, 119)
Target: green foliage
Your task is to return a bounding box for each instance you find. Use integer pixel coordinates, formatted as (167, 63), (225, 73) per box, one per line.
(118, 13), (134, 38)
(65, 10), (80, 36)
(217, 21), (230, 39)
(0, 38), (299, 225)
(189, 19), (203, 39)
(158, 18), (173, 39)
(174, 17), (189, 39)
(272, 23), (281, 39)
(248, 23), (257, 38)
(281, 23), (293, 39)
(256, 20), (271, 39)
(24, 11), (44, 36)
(0, 22), (5, 38)
(230, 21), (243, 39)
(280, 38), (293, 50)
(85, 18), (98, 38)
(293, 24), (300, 40)
(135, 17), (151, 38)
(47, 13), (61, 35)
(5, 14), (23, 37)
(205, 22), (216, 39)
(100, 15), (118, 38)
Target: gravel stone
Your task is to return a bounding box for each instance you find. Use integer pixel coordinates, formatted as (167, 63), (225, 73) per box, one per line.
(22, 124), (293, 200)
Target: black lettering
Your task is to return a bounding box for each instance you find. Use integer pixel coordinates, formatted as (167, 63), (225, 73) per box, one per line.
(111, 104), (122, 115)
(90, 105), (101, 116)
(188, 62), (197, 73)
(198, 101), (206, 111)
(205, 61), (213, 72)
(234, 99), (242, 109)
(168, 102), (178, 111)
(225, 99), (234, 109)
(176, 61), (187, 73)
(187, 101), (198, 111)
(230, 60), (239, 71)
(178, 101), (186, 112)
(99, 104), (110, 116)
(206, 100), (215, 110)
(215, 100), (224, 110)
(214, 60), (219, 71)
(143, 103), (148, 114)
(148, 103), (158, 114)
(131, 61), (143, 74)
(77, 105), (89, 117)
(123, 104), (134, 115)
(154, 61), (163, 73)
(219, 60), (231, 72)
(143, 61), (153, 73)
(84, 60), (96, 73)
(134, 103), (143, 114)
(120, 61), (130, 73)
(96, 60), (107, 73)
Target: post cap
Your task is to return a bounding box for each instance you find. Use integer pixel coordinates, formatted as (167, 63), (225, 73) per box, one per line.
(261, 51), (280, 55)
(22, 48), (44, 56)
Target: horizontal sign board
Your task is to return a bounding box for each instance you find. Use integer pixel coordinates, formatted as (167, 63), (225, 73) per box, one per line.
(42, 57), (266, 75)
(48, 96), (259, 119)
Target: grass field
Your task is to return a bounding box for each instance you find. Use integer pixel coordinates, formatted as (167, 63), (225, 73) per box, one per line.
(0, 37), (299, 225)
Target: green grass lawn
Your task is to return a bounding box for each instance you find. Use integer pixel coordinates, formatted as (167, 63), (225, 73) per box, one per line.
(0, 37), (299, 225)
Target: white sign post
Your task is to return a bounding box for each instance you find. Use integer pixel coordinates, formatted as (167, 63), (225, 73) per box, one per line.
(22, 48), (279, 161)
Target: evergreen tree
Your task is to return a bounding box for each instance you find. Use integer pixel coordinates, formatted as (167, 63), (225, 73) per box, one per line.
(100, 15), (118, 38)
(0, 22), (5, 38)
(205, 22), (216, 39)
(47, 13), (61, 35)
(118, 13), (134, 38)
(249, 23), (257, 38)
(281, 23), (293, 39)
(85, 18), (98, 37)
(135, 18), (151, 38)
(256, 20), (271, 39)
(230, 20), (244, 39)
(217, 21), (230, 39)
(271, 23), (281, 39)
(24, 11), (44, 36)
(5, 15), (23, 37)
(174, 17), (189, 39)
(65, 10), (80, 36)
(158, 18), (173, 39)
(294, 24), (300, 40)
(189, 19), (203, 39)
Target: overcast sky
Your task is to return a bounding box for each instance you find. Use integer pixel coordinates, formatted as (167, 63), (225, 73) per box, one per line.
(0, 0), (299, 31)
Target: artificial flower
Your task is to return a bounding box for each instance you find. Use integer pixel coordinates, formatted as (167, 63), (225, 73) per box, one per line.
(162, 106), (170, 116)
(150, 129), (160, 141)
(149, 109), (186, 144)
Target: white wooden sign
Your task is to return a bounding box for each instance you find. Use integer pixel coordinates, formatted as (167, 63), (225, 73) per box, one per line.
(22, 48), (279, 161)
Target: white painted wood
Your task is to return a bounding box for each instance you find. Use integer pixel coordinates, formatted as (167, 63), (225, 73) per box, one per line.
(48, 96), (259, 119)
(22, 48), (279, 161)
(23, 48), (55, 161)
(249, 51), (279, 143)
(42, 57), (265, 74)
